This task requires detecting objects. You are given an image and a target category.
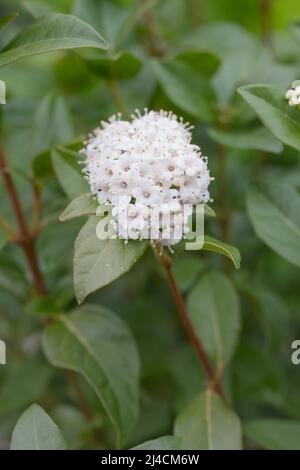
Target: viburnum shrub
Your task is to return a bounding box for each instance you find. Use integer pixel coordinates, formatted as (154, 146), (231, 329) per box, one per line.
(0, 0), (300, 452)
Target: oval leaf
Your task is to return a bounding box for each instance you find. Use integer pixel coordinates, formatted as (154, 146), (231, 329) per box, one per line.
(82, 50), (142, 80)
(187, 271), (240, 369)
(0, 13), (109, 69)
(151, 59), (217, 123)
(238, 85), (300, 151)
(174, 391), (242, 450)
(59, 193), (98, 222)
(244, 418), (300, 450)
(247, 184), (300, 268)
(51, 147), (88, 199)
(203, 236), (241, 269)
(10, 404), (66, 450)
(132, 436), (181, 450)
(208, 127), (283, 154)
(42, 305), (140, 446)
(74, 216), (147, 303)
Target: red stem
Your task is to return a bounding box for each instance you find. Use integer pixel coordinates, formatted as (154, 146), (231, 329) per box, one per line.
(155, 245), (225, 401)
(0, 147), (47, 296)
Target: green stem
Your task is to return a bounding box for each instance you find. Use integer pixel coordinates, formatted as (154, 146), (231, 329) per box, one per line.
(107, 79), (129, 118)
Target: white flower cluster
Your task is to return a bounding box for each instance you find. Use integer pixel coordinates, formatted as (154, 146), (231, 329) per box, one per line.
(286, 81), (300, 107)
(82, 110), (212, 246)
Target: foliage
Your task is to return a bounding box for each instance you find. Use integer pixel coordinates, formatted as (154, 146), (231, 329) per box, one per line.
(0, 0), (300, 451)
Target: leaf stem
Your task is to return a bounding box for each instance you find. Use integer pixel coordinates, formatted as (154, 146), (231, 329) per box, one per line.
(0, 147), (47, 296)
(138, 0), (166, 57)
(107, 79), (129, 118)
(153, 244), (225, 401)
(259, 0), (273, 47)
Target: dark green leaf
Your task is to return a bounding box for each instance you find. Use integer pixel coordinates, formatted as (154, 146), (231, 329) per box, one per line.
(202, 236), (241, 269)
(187, 271), (240, 368)
(0, 13), (109, 69)
(244, 419), (300, 450)
(175, 50), (220, 78)
(82, 50), (142, 80)
(42, 304), (140, 446)
(0, 13), (18, 32)
(151, 59), (217, 123)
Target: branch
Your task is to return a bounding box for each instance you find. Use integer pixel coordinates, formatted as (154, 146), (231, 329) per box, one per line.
(154, 244), (225, 401)
(138, 0), (166, 57)
(0, 147), (47, 296)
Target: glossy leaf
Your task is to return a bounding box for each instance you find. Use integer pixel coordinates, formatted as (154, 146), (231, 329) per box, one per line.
(174, 391), (242, 450)
(238, 85), (300, 151)
(187, 271), (240, 368)
(42, 304), (140, 446)
(203, 236), (241, 269)
(0, 13), (109, 69)
(10, 404), (66, 450)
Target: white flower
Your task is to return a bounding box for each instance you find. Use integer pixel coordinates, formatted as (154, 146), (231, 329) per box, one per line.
(285, 82), (300, 107)
(83, 109), (212, 245)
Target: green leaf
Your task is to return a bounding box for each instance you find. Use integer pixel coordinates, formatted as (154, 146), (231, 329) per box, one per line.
(42, 305), (140, 446)
(81, 50), (142, 80)
(10, 404), (66, 450)
(32, 138), (83, 180)
(187, 271), (240, 369)
(172, 254), (206, 293)
(174, 50), (220, 78)
(74, 216), (147, 304)
(32, 93), (74, 156)
(151, 59), (217, 123)
(0, 13), (18, 32)
(59, 193), (98, 222)
(22, 1), (54, 18)
(0, 360), (52, 415)
(132, 436), (181, 450)
(0, 13), (109, 69)
(51, 147), (89, 199)
(203, 236), (241, 269)
(174, 391), (242, 450)
(244, 419), (300, 450)
(247, 184), (300, 268)
(207, 127), (283, 153)
(238, 85), (300, 151)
